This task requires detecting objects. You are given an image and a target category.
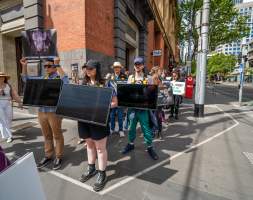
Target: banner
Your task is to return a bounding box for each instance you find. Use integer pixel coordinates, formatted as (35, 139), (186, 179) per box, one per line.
(171, 81), (185, 96)
(22, 29), (57, 59)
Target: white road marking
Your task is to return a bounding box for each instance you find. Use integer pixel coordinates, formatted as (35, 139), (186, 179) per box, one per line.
(98, 105), (239, 195)
(48, 171), (94, 192)
(16, 105), (240, 195)
(243, 152), (253, 165)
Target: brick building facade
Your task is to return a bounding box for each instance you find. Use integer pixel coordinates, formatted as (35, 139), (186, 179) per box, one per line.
(0, 0), (178, 93)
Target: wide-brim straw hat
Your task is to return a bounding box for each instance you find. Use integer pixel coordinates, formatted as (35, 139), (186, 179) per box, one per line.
(0, 72), (10, 79)
(112, 61), (123, 69)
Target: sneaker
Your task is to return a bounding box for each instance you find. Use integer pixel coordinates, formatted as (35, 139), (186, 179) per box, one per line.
(169, 114), (174, 119)
(77, 138), (85, 145)
(147, 147), (159, 160)
(122, 143), (135, 154)
(6, 137), (13, 143)
(93, 170), (108, 192)
(110, 129), (114, 134)
(52, 158), (63, 170)
(119, 131), (125, 137)
(175, 115), (179, 120)
(37, 157), (52, 169)
(79, 164), (97, 183)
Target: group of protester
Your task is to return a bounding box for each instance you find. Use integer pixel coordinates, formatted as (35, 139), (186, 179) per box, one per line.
(0, 56), (185, 192)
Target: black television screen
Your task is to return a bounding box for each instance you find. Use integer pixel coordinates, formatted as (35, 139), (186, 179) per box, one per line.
(23, 79), (62, 107)
(56, 84), (113, 126)
(21, 29), (57, 59)
(117, 84), (158, 110)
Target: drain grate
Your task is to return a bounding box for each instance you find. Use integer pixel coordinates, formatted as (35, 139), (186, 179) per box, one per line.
(243, 152), (253, 165)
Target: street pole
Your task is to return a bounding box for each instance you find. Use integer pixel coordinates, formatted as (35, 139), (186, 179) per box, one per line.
(194, 0), (210, 117)
(239, 58), (245, 106)
(186, 0), (194, 75)
(239, 65), (244, 106)
(239, 42), (248, 106)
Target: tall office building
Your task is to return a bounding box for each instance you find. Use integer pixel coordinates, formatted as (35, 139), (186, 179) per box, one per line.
(234, 0), (243, 5)
(216, 2), (253, 56)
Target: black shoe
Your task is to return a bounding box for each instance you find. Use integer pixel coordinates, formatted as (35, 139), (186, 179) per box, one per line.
(169, 114), (174, 118)
(147, 147), (159, 160)
(175, 115), (179, 120)
(79, 164), (97, 183)
(37, 157), (52, 169)
(53, 158), (63, 170)
(93, 170), (108, 192)
(122, 143), (135, 154)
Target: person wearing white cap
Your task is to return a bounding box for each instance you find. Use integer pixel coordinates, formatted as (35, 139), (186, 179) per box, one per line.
(108, 61), (127, 137)
(0, 72), (22, 143)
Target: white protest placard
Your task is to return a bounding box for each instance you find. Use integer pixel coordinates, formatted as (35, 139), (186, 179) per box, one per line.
(171, 81), (185, 95)
(0, 153), (46, 200)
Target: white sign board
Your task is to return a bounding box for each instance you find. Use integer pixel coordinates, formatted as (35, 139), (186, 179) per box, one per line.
(0, 153), (46, 200)
(153, 50), (162, 57)
(171, 81), (185, 95)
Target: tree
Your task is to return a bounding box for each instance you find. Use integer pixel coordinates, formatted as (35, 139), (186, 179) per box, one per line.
(177, 0), (250, 57)
(207, 53), (237, 76)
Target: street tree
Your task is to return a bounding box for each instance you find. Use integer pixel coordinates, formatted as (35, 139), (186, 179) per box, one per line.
(177, 0), (250, 59)
(207, 53), (237, 76)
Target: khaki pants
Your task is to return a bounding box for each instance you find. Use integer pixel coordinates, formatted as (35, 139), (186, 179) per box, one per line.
(38, 112), (64, 158)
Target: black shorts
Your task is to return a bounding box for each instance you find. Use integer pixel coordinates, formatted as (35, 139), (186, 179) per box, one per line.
(78, 121), (110, 140)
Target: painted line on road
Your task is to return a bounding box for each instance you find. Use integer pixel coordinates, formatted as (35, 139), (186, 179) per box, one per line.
(99, 105), (239, 195)
(49, 170), (94, 192)
(46, 105), (239, 195)
(243, 152), (253, 165)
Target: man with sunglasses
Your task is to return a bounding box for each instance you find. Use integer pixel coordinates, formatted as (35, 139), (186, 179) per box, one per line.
(20, 57), (69, 170)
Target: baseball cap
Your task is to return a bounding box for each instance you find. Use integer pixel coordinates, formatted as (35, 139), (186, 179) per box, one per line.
(134, 57), (144, 65)
(84, 60), (101, 70)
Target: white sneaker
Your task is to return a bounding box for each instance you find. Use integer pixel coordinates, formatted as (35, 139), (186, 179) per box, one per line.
(110, 129), (114, 134)
(119, 131), (125, 137)
(6, 137), (13, 143)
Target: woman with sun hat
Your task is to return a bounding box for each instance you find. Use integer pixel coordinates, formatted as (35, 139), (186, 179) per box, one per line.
(0, 72), (22, 143)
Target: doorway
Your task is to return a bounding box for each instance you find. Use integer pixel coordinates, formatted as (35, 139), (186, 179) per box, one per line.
(125, 43), (137, 73)
(125, 18), (139, 73)
(15, 37), (24, 95)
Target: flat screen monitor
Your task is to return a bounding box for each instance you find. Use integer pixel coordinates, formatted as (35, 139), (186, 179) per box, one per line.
(21, 29), (57, 59)
(117, 84), (158, 110)
(23, 79), (62, 107)
(56, 84), (113, 126)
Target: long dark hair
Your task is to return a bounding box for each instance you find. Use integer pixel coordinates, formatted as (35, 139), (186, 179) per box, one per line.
(83, 63), (104, 85)
(4, 77), (8, 84)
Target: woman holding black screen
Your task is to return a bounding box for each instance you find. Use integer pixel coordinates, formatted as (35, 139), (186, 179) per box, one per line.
(78, 60), (117, 192)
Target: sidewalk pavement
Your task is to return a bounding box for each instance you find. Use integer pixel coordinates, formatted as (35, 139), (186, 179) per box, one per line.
(1, 101), (250, 200)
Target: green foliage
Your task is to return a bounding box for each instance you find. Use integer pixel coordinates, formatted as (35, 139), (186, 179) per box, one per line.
(177, 0), (250, 55)
(191, 59), (197, 75)
(207, 53), (237, 76)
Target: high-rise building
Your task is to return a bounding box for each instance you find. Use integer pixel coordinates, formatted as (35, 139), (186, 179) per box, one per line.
(233, 0), (243, 5)
(216, 2), (253, 56)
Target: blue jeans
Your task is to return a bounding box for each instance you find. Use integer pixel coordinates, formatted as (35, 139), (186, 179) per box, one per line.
(110, 107), (124, 131)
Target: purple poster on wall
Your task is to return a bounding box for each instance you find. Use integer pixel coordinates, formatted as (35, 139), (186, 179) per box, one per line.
(21, 29), (58, 59)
